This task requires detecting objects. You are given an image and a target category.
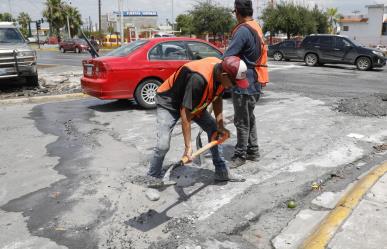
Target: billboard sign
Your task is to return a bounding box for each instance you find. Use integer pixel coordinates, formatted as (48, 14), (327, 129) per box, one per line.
(113, 11), (158, 17)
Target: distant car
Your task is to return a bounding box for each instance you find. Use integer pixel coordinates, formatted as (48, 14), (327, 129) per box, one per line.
(59, 38), (89, 53)
(81, 37), (222, 108)
(0, 22), (38, 86)
(268, 40), (301, 61)
(298, 34), (386, 71)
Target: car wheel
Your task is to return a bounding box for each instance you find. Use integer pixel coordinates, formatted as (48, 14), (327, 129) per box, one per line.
(135, 79), (162, 109)
(60, 47), (65, 53)
(356, 57), (372, 71)
(273, 52), (283, 61)
(75, 47), (80, 53)
(305, 53), (318, 66)
(25, 75), (39, 87)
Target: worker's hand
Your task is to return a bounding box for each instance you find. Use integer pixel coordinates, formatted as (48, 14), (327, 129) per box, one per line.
(182, 146), (193, 164)
(216, 126), (230, 143)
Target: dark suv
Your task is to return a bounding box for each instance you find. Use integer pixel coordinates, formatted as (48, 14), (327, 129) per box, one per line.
(268, 40), (301, 61)
(298, 34), (386, 70)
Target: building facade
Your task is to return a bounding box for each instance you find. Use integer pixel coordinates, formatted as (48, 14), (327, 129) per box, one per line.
(101, 11), (158, 34)
(339, 4), (387, 46)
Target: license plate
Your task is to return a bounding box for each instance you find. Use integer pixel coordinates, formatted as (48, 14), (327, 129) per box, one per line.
(86, 66), (93, 76)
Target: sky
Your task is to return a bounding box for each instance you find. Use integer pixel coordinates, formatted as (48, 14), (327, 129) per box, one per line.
(1, 0), (387, 26)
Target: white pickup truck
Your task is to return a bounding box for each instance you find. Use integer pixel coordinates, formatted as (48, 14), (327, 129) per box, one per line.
(0, 22), (38, 86)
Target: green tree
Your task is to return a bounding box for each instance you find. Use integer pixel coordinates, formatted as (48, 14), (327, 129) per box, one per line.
(176, 14), (194, 36)
(63, 4), (83, 37)
(17, 12), (32, 37)
(261, 2), (329, 39)
(43, 0), (66, 36)
(0, 12), (15, 22)
(326, 7), (340, 34)
(189, 2), (234, 41)
(312, 5), (329, 34)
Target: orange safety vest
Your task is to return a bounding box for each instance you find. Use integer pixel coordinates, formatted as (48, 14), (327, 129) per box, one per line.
(157, 57), (224, 116)
(231, 20), (269, 87)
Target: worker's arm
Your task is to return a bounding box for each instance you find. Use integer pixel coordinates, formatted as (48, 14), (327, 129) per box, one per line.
(212, 96), (230, 139)
(180, 106), (193, 162)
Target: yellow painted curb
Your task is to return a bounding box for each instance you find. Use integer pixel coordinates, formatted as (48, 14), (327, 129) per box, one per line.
(301, 161), (387, 249)
(0, 93), (90, 105)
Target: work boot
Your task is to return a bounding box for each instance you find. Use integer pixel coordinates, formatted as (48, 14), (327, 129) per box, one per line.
(229, 155), (246, 169)
(214, 169), (246, 182)
(246, 152), (260, 162)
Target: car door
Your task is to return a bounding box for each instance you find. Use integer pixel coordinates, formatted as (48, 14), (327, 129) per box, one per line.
(185, 41), (222, 60)
(316, 36), (335, 62)
(147, 41), (190, 79)
(333, 37), (354, 62)
(281, 41), (296, 58)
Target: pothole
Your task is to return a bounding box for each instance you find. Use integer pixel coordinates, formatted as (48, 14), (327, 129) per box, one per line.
(335, 94), (387, 117)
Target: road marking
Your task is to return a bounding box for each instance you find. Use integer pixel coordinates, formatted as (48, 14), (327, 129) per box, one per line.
(301, 161), (387, 249)
(0, 93), (90, 105)
(268, 64), (303, 71)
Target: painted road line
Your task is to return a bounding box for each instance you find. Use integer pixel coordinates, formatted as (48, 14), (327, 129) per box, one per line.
(301, 161), (387, 249)
(0, 93), (90, 105)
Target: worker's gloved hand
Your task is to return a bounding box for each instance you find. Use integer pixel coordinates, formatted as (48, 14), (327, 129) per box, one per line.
(216, 126), (230, 142)
(182, 146), (193, 163)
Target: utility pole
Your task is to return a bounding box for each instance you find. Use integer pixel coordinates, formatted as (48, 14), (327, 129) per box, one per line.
(118, 0), (124, 44)
(171, 0), (174, 30)
(98, 0), (102, 33)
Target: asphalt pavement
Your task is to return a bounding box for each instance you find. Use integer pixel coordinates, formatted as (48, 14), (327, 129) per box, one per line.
(0, 60), (386, 249)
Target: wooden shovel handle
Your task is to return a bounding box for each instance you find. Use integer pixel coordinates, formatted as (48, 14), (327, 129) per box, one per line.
(181, 132), (228, 164)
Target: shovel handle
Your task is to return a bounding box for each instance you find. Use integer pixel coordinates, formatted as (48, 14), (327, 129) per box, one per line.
(181, 132), (228, 164)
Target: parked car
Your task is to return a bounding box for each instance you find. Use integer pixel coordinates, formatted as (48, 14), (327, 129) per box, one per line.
(268, 40), (301, 61)
(0, 22), (38, 86)
(298, 34), (386, 71)
(81, 37), (222, 108)
(59, 38), (89, 53)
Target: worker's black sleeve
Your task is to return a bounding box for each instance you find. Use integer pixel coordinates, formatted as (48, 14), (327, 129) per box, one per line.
(182, 73), (206, 111)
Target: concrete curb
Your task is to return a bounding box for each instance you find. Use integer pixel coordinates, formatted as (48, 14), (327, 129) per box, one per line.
(0, 93), (90, 105)
(301, 161), (387, 249)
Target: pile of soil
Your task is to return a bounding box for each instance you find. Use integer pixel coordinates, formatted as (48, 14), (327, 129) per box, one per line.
(335, 94), (387, 117)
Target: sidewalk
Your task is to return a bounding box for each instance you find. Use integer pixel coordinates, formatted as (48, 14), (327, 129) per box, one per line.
(273, 161), (387, 249)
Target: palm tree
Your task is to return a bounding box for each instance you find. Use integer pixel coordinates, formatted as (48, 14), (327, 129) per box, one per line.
(326, 7), (340, 34)
(63, 4), (83, 37)
(17, 12), (32, 37)
(43, 0), (66, 36)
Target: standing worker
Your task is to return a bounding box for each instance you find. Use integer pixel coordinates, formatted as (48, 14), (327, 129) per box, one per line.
(146, 56), (249, 187)
(224, 0), (269, 168)
(89, 35), (99, 58)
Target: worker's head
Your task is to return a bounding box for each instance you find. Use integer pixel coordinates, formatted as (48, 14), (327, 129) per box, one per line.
(234, 0), (253, 19)
(218, 56), (249, 90)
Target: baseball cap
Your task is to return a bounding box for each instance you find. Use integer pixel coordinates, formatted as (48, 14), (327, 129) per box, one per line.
(221, 56), (249, 89)
(235, 0), (253, 10)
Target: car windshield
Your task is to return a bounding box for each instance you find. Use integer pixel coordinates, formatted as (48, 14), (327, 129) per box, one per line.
(105, 40), (149, 57)
(0, 28), (25, 43)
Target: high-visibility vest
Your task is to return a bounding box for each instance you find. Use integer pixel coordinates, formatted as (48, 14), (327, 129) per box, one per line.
(231, 20), (269, 87)
(157, 57), (224, 116)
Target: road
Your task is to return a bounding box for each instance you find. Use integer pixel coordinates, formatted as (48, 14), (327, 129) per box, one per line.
(0, 61), (386, 249)
(37, 50), (107, 67)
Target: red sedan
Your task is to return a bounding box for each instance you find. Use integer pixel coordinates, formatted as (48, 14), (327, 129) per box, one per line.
(81, 37), (222, 108)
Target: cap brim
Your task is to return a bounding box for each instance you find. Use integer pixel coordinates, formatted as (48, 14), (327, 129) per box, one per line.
(236, 78), (249, 89)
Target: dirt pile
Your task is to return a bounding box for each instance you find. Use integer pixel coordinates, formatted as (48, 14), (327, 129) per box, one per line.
(335, 94), (387, 117)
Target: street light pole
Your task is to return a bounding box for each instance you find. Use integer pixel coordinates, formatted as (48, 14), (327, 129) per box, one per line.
(118, 0), (124, 45)
(67, 15), (71, 38)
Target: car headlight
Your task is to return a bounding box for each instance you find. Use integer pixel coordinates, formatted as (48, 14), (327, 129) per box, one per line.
(17, 50), (36, 57)
(372, 50), (384, 57)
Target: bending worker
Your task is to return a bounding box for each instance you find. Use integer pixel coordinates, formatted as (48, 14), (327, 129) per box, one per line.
(147, 56), (248, 187)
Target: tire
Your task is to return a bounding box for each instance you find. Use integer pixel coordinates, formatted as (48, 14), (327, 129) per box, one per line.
(75, 47), (80, 53)
(356, 57), (372, 71)
(60, 47), (65, 53)
(305, 53), (318, 67)
(25, 75), (39, 87)
(273, 52), (283, 61)
(135, 79), (162, 109)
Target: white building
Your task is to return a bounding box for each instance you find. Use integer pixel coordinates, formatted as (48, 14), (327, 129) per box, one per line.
(339, 4), (387, 46)
(101, 11), (158, 33)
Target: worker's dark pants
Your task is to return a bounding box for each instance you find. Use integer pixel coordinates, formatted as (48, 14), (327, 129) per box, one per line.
(148, 107), (226, 178)
(232, 93), (260, 158)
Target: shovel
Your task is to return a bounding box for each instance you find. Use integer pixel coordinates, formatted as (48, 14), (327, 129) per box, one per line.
(163, 131), (229, 182)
